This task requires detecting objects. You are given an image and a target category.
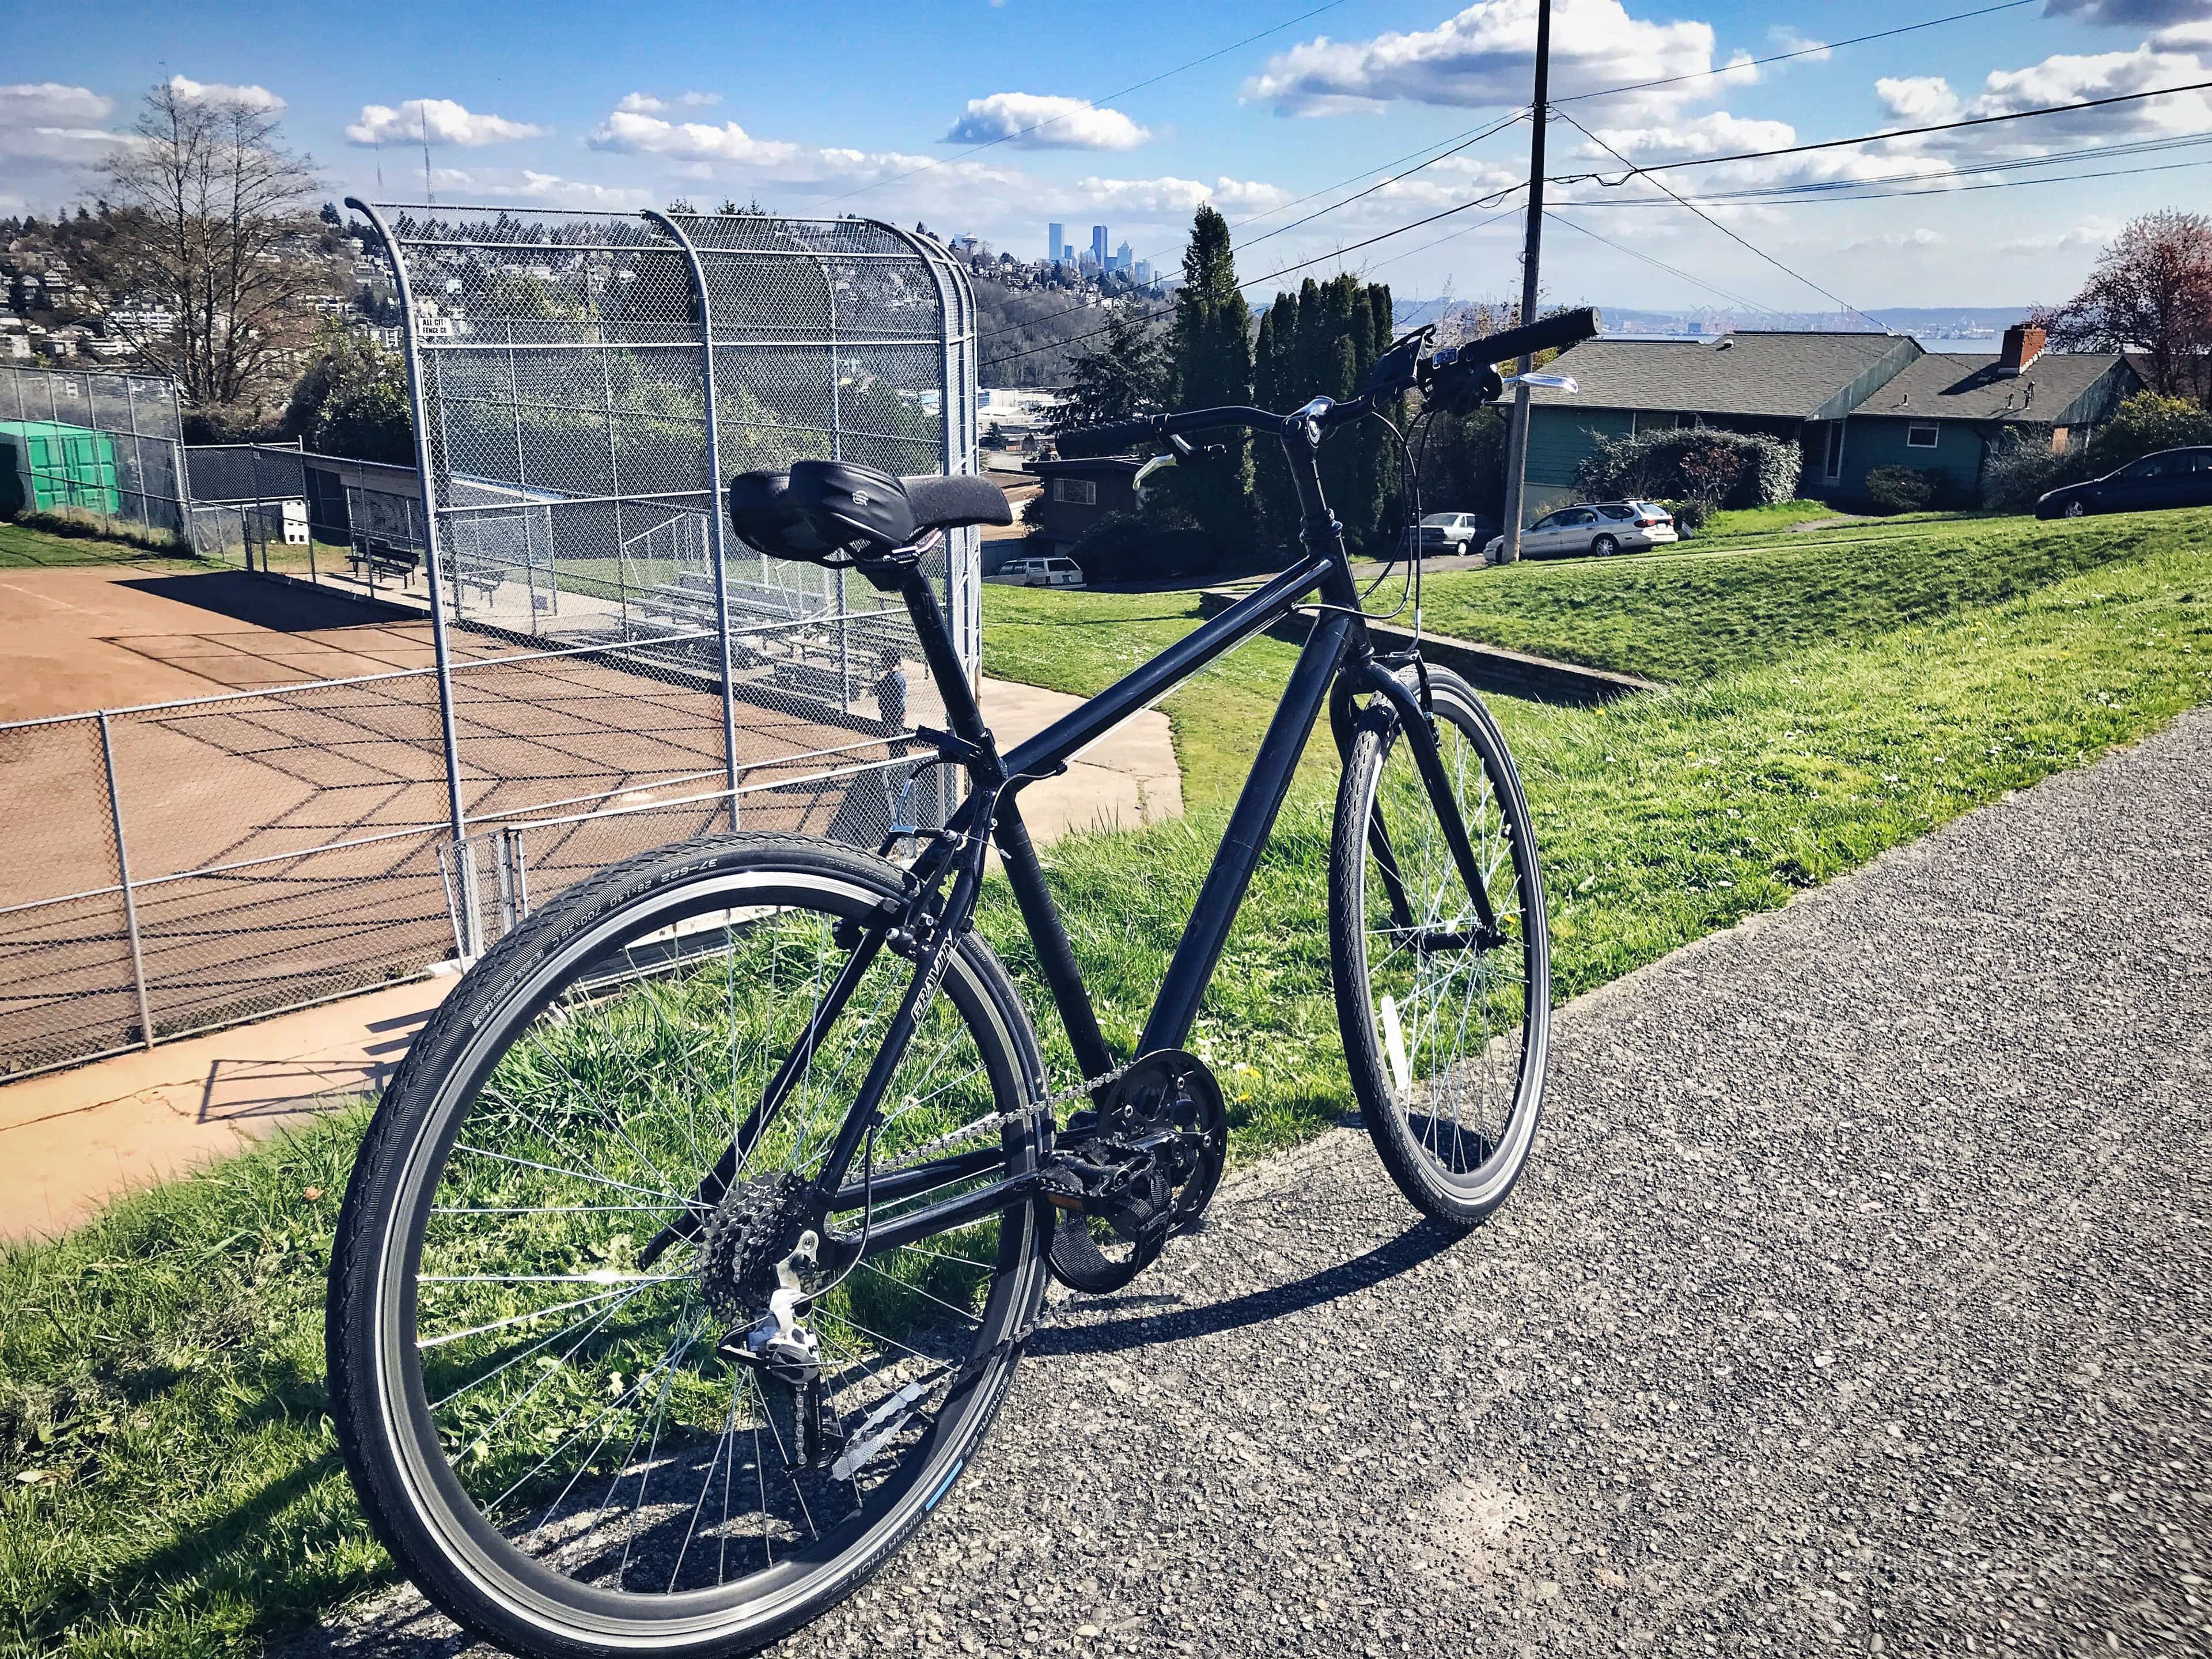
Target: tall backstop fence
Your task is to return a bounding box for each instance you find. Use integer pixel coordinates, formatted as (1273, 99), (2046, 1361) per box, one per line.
(0, 363), (188, 543)
(0, 206), (982, 1077)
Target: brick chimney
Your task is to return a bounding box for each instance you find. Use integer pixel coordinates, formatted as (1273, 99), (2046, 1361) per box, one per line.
(1998, 322), (2045, 377)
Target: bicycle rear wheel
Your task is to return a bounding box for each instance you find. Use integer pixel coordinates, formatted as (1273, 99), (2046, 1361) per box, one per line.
(327, 834), (1047, 1658)
(1329, 666), (1550, 1227)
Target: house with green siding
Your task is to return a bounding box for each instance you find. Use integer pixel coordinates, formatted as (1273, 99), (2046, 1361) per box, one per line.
(1838, 325), (2137, 506)
(1520, 331), (1922, 515)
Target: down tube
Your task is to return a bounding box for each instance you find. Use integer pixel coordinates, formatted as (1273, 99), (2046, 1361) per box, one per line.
(1139, 611), (1353, 1054)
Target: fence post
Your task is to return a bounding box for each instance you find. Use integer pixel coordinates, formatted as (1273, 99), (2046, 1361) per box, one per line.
(643, 209), (742, 831)
(350, 198), (475, 943)
(97, 712), (156, 1051)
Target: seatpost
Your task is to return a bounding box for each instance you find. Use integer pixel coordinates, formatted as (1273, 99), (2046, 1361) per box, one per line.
(892, 560), (992, 751)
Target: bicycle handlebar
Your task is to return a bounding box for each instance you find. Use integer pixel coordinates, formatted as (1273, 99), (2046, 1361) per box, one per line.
(1059, 308), (1602, 453)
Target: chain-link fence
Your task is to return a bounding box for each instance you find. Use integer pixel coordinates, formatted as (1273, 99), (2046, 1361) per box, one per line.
(0, 362), (187, 544)
(0, 206), (982, 1077)
(181, 442), (432, 596)
(356, 199), (980, 901)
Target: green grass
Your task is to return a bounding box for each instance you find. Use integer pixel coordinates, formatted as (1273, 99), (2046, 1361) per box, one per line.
(5, 514), (2211, 1654)
(1695, 498), (1846, 537)
(0, 520), (201, 572)
(1413, 507), (2212, 683)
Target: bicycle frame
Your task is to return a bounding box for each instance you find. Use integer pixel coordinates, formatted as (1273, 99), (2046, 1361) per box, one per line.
(646, 417), (1503, 1273)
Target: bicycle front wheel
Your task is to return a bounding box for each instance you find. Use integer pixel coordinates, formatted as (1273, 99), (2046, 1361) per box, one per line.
(328, 833), (1047, 1659)
(1329, 666), (1550, 1228)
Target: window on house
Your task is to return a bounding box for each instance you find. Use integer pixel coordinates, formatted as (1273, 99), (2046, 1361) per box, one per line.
(1823, 422), (1845, 480)
(1906, 423), (1939, 449)
(1052, 478), (1097, 505)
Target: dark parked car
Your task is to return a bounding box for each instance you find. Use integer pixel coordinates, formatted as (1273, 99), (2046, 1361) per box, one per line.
(2036, 446), (2212, 518)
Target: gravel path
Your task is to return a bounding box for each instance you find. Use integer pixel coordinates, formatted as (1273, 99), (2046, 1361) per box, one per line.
(294, 709), (2212, 1658)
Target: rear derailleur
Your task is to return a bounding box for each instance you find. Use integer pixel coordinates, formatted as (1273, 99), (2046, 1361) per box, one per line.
(1039, 1050), (1227, 1294)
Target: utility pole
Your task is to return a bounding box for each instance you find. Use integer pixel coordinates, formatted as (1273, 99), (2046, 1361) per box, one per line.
(1498, 0), (1552, 564)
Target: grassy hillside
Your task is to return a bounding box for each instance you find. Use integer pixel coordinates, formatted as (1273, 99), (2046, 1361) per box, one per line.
(1410, 507), (2211, 683)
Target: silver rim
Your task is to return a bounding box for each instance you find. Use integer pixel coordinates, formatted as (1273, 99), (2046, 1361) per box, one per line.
(1354, 698), (1543, 1206)
(370, 866), (1035, 1637)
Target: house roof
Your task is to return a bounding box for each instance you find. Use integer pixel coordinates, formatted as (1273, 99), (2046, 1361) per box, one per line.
(1850, 350), (2132, 425)
(1527, 331), (1917, 421)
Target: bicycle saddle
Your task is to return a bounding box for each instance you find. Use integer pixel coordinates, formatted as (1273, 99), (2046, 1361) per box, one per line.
(726, 461), (1010, 564)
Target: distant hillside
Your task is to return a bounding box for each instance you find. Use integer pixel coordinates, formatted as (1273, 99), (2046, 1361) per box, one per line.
(1391, 301), (2049, 341)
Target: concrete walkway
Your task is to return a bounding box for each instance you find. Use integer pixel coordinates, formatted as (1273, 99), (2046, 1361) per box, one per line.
(0, 676), (1180, 1244)
(296, 706), (2211, 1657)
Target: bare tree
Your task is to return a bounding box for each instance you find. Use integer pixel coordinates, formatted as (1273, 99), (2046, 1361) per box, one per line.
(84, 81), (328, 427)
(2035, 209), (2212, 406)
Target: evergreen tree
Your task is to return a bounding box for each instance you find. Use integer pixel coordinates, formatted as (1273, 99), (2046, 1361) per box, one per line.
(1044, 304), (1169, 448)
(1166, 206), (1254, 548)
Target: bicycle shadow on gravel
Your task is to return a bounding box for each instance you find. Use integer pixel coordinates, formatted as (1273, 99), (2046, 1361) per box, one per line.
(1027, 1218), (1457, 1358)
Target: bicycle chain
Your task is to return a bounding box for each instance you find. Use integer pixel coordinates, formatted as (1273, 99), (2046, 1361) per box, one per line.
(870, 1059), (1136, 1178)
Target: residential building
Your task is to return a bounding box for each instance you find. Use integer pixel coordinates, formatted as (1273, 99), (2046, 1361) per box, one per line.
(1835, 325), (2137, 502)
(1027, 454), (1147, 553)
(1523, 324), (2143, 512)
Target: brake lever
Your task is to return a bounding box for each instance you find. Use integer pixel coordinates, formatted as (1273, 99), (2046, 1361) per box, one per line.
(1167, 434), (1229, 461)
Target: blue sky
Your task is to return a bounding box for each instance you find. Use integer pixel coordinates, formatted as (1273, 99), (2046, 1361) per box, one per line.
(7, 0), (2211, 311)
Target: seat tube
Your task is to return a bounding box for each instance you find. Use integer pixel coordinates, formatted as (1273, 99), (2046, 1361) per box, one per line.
(896, 562), (989, 745)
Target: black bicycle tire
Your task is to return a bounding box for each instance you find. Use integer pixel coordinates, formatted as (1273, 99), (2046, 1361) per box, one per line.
(1328, 668), (1552, 1228)
(327, 831), (1048, 1659)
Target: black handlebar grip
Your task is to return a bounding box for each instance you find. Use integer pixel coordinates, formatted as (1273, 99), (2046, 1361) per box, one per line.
(1473, 306), (1602, 366)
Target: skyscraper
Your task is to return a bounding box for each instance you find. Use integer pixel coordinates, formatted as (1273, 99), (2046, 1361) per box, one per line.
(1048, 222), (1064, 264)
(1091, 225), (1109, 268)
(1114, 240), (1133, 274)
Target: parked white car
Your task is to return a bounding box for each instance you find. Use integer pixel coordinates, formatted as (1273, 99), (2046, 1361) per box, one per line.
(990, 554), (1086, 588)
(1410, 512), (1488, 556)
(1482, 501), (1677, 561)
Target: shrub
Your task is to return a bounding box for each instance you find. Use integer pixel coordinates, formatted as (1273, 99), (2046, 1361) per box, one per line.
(1983, 432), (2093, 514)
(1066, 512), (1215, 584)
(1862, 465), (1949, 514)
(1574, 427), (1803, 509)
(1662, 498), (1710, 533)
(2081, 391), (2212, 475)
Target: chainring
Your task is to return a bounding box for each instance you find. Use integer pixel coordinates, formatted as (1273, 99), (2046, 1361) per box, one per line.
(1046, 1049), (1228, 1294)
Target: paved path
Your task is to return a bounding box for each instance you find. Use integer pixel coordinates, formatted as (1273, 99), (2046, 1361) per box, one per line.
(294, 709), (2212, 1658)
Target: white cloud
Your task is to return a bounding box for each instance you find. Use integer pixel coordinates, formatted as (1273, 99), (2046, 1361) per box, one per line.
(587, 108), (800, 164)
(615, 90), (722, 115)
(1243, 0), (1751, 118)
(1842, 226), (1945, 249)
(429, 165), (645, 209)
(168, 74), (285, 112)
(0, 82), (126, 175)
(1767, 26), (1831, 62)
(346, 99), (548, 147)
(2041, 0), (2212, 25)
(944, 93), (1151, 150)
(1995, 213), (2124, 252)
(1876, 76), (1964, 123)
(1069, 174), (1287, 215)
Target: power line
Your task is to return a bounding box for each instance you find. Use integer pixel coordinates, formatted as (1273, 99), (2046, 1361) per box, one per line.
(983, 181), (1533, 369)
(987, 78), (2212, 373)
(808, 0), (1355, 210)
(1549, 149), (2212, 210)
(1553, 127), (2212, 205)
(1550, 77), (2212, 185)
(974, 109), (1529, 347)
(1554, 0), (2039, 108)
(1543, 210), (1781, 317)
(1552, 108), (1885, 330)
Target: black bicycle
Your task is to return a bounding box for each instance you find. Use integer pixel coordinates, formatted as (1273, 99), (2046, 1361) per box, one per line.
(326, 309), (1594, 1658)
